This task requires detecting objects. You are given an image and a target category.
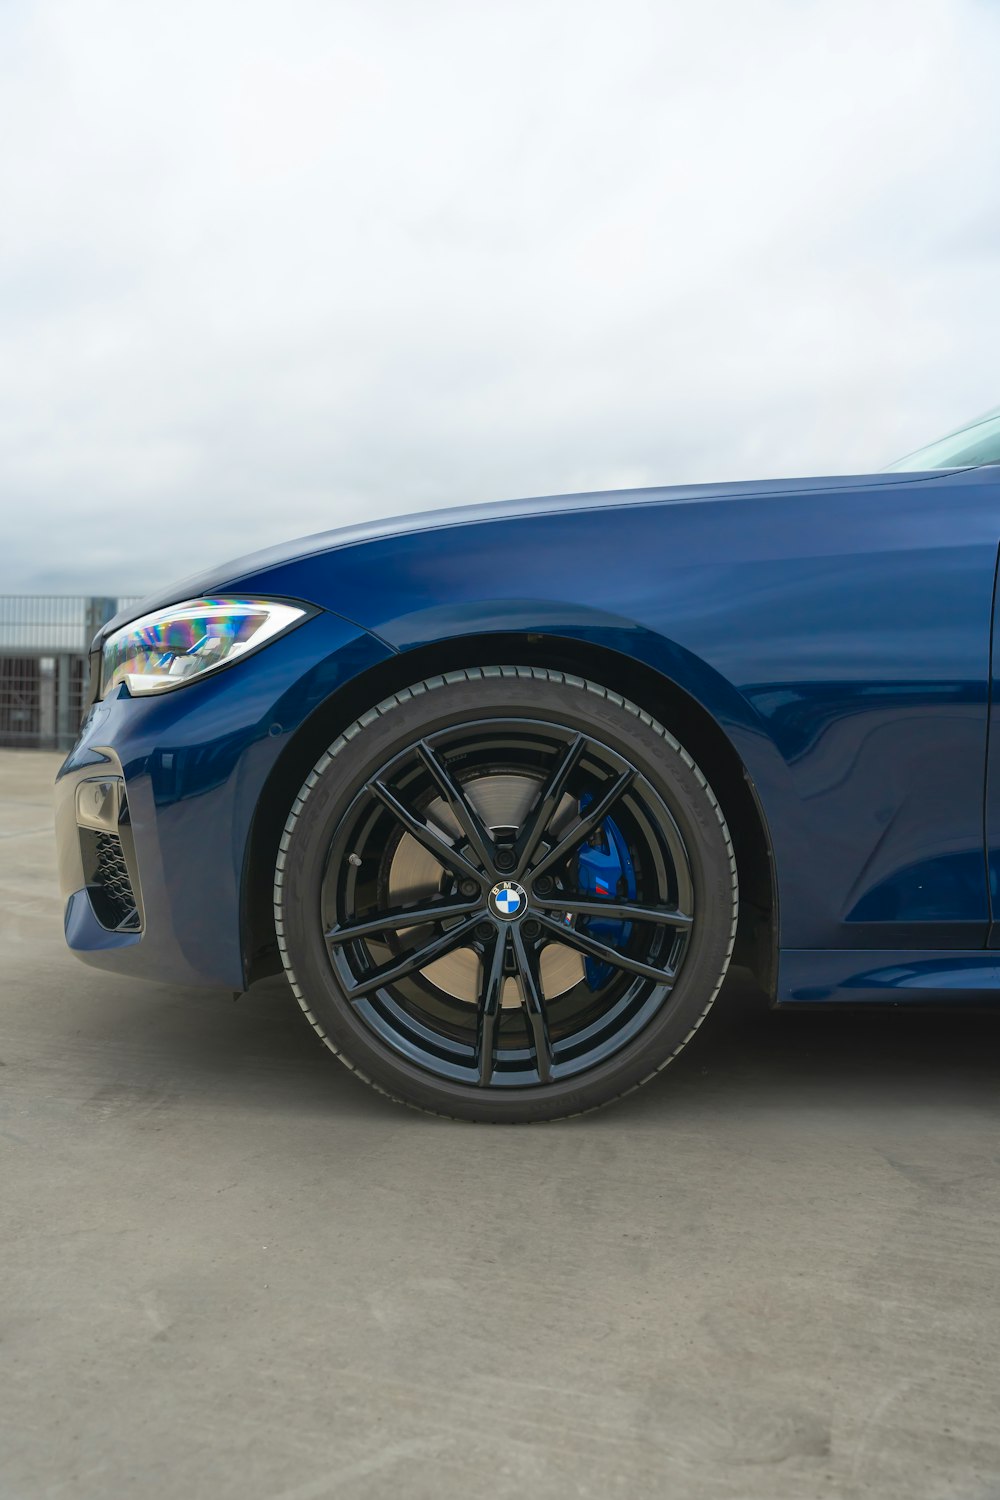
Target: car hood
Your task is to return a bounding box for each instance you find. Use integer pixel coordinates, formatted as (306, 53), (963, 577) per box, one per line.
(104, 468), (936, 636)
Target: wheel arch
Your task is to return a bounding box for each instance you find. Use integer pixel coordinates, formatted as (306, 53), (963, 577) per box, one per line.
(240, 632), (778, 996)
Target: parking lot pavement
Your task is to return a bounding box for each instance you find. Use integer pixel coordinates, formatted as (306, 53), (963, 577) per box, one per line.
(3, 749), (1000, 1500)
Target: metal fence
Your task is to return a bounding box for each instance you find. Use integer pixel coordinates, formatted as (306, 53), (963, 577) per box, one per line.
(0, 596), (142, 751)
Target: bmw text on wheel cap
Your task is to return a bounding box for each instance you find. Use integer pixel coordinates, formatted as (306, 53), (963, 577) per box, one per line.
(53, 406), (1000, 1121)
(490, 882), (526, 919)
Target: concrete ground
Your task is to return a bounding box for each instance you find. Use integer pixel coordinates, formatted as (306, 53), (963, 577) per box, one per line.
(3, 749), (1000, 1500)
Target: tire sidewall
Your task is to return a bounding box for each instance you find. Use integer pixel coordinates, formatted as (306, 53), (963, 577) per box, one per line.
(275, 669), (737, 1122)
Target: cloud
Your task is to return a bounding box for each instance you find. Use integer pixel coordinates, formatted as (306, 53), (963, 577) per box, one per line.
(1, 0), (998, 593)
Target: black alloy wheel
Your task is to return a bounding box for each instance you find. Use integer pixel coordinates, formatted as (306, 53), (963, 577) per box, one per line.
(275, 668), (738, 1122)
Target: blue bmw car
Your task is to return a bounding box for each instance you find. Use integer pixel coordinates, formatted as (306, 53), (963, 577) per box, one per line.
(55, 407), (1000, 1120)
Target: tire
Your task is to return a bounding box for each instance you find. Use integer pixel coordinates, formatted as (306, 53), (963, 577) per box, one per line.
(274, 667), (737, 1122)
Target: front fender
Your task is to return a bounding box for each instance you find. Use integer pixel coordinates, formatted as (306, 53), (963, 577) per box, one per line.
(231, 478), (996, 950)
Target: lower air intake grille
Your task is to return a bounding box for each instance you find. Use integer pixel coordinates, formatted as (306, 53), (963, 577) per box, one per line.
(92, 832), (140, 930)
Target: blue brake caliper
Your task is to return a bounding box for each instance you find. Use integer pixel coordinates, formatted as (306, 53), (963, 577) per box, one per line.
(574, 792), (636, 990)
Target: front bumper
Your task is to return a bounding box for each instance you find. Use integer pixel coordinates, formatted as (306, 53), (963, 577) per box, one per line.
(55, 610), (391, 990)
(56, 749), (144, 967)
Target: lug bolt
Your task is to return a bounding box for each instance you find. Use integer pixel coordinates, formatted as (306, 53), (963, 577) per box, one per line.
(475, 921), (494, 941)
(521, 918), (541, 939)
(459, 879), (479, 897)
(533, 875), (553, 897)
(494, 849), (516, 872)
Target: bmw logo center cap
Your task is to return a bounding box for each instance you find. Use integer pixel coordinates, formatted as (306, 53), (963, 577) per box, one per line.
(490, 881), (527, 919)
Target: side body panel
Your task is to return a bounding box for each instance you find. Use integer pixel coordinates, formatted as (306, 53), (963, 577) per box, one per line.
(986, 581), (1000, 950)
(229, 469), (1000, 959)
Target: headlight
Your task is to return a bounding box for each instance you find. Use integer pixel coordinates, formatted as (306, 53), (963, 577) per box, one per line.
(101, 597), (308, 698)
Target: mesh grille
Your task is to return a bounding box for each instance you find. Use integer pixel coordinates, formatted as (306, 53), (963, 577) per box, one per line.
(93, 832), (140, 930)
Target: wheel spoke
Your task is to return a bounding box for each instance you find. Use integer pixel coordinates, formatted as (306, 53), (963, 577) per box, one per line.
(514, 734), (587, 876)
(537, 914), (675, 986)
(326, 896), (481, 945)
(416, 740), (495, 873)
(344, 916), (480, 999)
(536, 897), (693, 928)
(324, 712), (700, 1090)
(371, 779), (484, 884)
(511, 924), (552, 1083)
(529, 768), (636, 881)
(476, 929), (509, 1087)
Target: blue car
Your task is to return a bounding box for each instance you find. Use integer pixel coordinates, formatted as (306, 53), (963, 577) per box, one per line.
(55, 407), (1000, 1120)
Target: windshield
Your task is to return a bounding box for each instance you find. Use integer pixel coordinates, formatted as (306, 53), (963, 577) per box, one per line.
(887, 406), (1000, 471)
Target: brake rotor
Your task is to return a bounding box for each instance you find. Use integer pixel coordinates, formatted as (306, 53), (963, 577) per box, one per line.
(385, 771), (584, 1007)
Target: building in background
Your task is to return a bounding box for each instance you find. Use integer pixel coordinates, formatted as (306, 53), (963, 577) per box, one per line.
(0, 597), (139, 750)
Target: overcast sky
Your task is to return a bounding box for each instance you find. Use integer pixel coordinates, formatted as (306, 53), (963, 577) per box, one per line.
(1, 0), (999, 596)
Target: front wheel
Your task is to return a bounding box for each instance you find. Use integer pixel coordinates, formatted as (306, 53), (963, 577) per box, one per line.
(274, 667), (738, 1122)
